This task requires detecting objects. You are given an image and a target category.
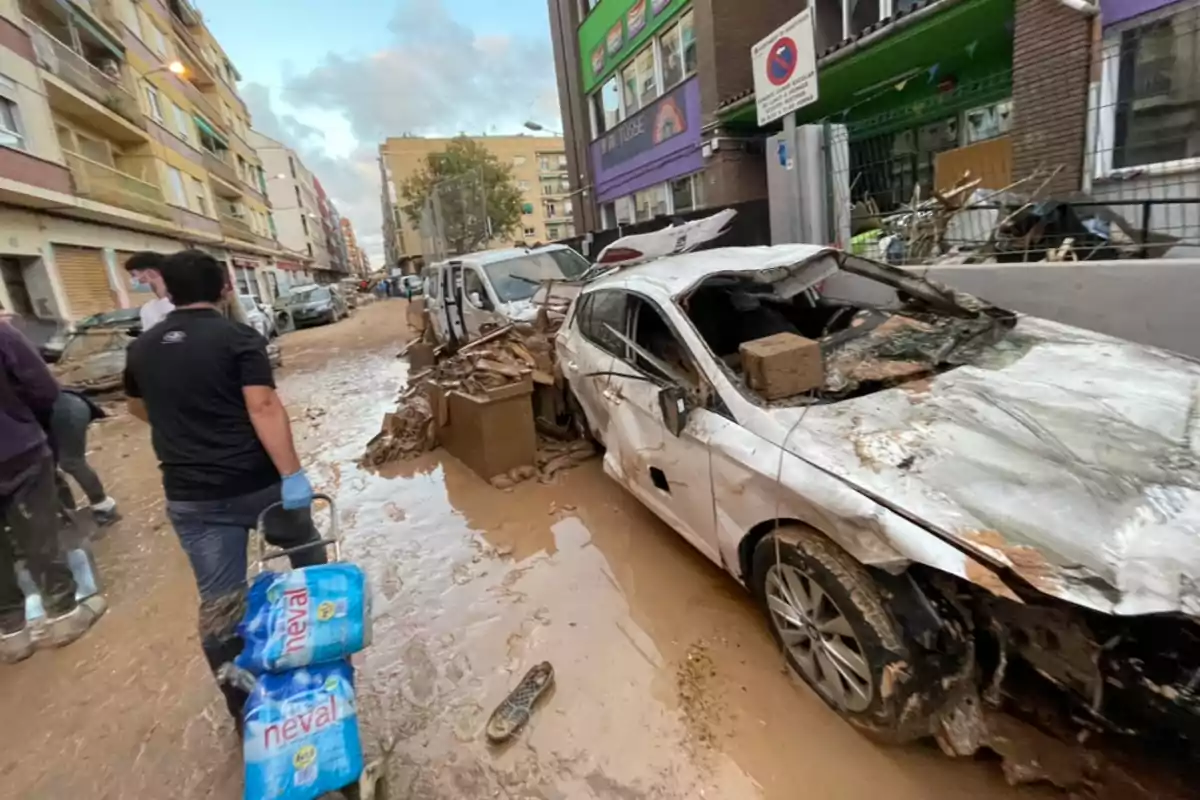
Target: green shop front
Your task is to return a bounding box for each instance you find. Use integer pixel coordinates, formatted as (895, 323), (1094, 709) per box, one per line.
(722, 0), (1016, 214)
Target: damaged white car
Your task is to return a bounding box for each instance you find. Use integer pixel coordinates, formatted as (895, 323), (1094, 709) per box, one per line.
(556, 238), (1200, 756)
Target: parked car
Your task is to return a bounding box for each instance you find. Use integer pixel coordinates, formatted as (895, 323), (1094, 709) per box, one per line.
(426, 245), (590, 346)
(36, 307), (142, 363)
(399, 274), (424, 297)
(276, 284), (348, 328)
(558, 233), (1200, 754)
(239, 295), (276, 339)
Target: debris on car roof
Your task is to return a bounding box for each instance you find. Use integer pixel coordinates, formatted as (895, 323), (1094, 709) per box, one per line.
(592, 208), (738, 270)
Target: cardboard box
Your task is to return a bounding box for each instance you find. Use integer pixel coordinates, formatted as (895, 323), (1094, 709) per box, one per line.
(407, 342), (436, 371)
(739, 333), (824, 400)
(440, 378), (536, 480)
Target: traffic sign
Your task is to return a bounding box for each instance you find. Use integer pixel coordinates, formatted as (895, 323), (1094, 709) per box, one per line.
(751, 9), (818, 126)
(767, 37), (797, 86)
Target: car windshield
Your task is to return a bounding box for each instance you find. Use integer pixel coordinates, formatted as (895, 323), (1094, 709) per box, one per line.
(289, 287), (330, 304)
(484, 250), (590, 303)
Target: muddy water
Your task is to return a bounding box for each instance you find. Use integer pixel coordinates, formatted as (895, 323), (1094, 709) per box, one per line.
(0, 300), (1050, 798)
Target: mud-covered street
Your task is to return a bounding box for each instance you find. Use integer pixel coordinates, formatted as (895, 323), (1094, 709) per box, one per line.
(0, 299), (1057, 799)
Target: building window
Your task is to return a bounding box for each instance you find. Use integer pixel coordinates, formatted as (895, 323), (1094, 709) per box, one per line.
(591, 75), (622, 138)
(601, 202), (617, 229)
(544, 201), (558, 219)
(621, 43), (659, 115)
(289, 156), (297, 178)
(513, 155), (526, 166)
(301, 215), (309, 235)
(1102, 4), (1200, 171)
(670, 174), (699, 213)
(517, 179), (529, 190)
(166, 167), (186, 206)
(0, 75), (25, 149)
(144, 84), (163, 121)
(523, 226), (537, 239)
(633, 184), (668, 221)
(115, 0), (142, 37)
(541, 181), (554, 195)
(660, 11), (696, 90)
(172, 103), (192, 142)
(191, 176), (208, 215)
(615, 195), (635, 224)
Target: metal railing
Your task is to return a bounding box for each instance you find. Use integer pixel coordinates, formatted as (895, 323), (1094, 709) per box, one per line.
(63, 151), (171, 219)
(26, 20), (142, 127)
(219, 212), (256, 240)
(202, 149), (240, 189)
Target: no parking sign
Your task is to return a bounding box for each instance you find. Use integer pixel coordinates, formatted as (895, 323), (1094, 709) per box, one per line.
(751, 9), (818, 126)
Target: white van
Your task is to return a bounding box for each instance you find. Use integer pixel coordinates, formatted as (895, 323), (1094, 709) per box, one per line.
(425, 245), (590, 346)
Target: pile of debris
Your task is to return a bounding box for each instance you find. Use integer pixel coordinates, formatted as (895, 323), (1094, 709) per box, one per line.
(363, 321), (596, 486)
(849, 167), (1178, 265)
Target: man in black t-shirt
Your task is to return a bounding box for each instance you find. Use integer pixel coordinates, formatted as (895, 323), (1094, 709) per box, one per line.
(123, 249), (325, 724)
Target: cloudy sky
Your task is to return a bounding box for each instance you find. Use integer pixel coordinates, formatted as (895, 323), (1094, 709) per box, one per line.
(199, 0), (563, 265)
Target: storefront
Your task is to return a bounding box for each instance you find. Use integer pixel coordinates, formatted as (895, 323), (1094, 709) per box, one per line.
(593, 76), (704, 226)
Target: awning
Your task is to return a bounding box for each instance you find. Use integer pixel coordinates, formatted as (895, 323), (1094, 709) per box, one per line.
(193, 115), (229, 148)
(55, 0), (124, 60)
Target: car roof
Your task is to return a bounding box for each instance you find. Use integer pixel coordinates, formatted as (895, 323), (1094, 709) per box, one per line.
(435, 245), (571, 268)
(585, 244), (837, 298)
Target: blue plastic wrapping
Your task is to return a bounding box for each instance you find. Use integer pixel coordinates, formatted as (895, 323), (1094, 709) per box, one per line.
(236, 564), (370, 673)
(243, 661), (363, 800)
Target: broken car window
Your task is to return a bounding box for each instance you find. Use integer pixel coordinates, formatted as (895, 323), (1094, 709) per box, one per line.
(485, 250), (590, 304)
(628, 296), (699, 387)
(463, 269), (491, 309)
(576, 290), (628, 358)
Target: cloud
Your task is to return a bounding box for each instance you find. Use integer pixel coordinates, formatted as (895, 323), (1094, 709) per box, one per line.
(281, 0), (561, 140)
(243, 0), (562, 266)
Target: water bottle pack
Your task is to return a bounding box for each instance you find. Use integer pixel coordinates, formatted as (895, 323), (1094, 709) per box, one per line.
(242, 661), (364, 800)
(236, 563), (371, 673)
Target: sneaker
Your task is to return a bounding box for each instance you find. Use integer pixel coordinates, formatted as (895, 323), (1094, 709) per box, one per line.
(0, 628), (34, 664)
(44, 595), (107, 649)
(91, 500), (120, 528)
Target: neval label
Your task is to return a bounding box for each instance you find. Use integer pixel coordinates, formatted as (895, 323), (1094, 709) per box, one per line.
(243, 662), (363, 800)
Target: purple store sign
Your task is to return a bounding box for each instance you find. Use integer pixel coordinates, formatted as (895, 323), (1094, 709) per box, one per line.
(1102, 0), (1181, 25)
(592, 77), (703, 205)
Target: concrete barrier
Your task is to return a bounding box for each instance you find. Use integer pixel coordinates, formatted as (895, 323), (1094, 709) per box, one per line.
(825, 259), (1200, 359)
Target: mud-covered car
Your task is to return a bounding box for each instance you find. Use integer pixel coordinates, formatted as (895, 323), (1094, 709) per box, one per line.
(557, 236), (1200, 757)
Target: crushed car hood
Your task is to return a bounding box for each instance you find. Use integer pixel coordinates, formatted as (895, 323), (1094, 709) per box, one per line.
(772, 316), (1200, 617)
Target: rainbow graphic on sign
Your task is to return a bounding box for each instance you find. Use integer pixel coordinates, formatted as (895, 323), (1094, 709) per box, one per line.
(606, 21), (624, 56)
(627, 0), (647, 38)
(651, 0), (671, 13)
(591, 43), (605, 76)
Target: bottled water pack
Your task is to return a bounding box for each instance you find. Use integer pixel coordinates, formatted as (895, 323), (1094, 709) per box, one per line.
(243, 660), (363, 800)
(236, 563), (371, 673)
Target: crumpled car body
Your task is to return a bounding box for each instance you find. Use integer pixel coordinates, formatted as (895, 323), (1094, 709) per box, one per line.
(557, 241), (1200, 751)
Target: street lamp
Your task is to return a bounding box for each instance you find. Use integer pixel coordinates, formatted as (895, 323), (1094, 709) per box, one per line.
(523, 121), (563, 136)
(145, 60), (186, 77)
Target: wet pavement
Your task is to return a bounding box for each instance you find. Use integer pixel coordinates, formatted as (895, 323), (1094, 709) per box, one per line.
(0, 299), (1054, 798)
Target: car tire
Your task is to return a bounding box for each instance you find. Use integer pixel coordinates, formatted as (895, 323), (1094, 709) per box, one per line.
(751, 526), (934, 743)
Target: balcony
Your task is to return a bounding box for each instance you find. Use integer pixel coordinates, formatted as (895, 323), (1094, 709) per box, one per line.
(63, 151), (171, 220)
(219, 211), (255, 241)
(202, 149), (241, 194)
(26, 21), (144, 140)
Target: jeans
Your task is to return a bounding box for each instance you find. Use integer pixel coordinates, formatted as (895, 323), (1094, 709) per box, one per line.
(166, 482), (327, 720)
(50, 392), (107, 507)
(0, 452), (77, 633)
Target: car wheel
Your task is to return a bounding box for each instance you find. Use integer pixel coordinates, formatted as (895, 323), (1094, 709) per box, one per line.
(751, 526), (932, 742)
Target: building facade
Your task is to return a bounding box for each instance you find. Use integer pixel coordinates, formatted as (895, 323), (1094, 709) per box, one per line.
(314, 177), (349, 275)
(0, 0), (288, 321)
(251, 129), (352, 283)
(339, 215), (369, 275)
(378, 134), (573, 269)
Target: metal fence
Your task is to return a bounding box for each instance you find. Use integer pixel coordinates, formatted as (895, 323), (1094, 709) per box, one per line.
(417, 168), (491, 261)
(824, 1), (1200, 265)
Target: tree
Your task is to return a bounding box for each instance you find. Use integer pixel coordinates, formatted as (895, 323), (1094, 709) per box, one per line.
(399, 137), (525, 256)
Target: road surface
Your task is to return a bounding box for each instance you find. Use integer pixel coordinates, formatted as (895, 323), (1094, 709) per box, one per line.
(0, 299), (1054, 798)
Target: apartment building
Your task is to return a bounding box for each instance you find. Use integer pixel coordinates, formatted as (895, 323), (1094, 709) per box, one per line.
(378, 134), (574, 269)
(339, 215), (369, 276)
(252, 129), (349, 284)
(314, 176), (349, 274)
(0, 0), (290, 322)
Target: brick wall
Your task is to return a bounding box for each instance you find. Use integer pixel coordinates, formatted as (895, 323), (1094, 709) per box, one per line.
(1010, 0), (1094, 195)
(695, 0), (799, 121)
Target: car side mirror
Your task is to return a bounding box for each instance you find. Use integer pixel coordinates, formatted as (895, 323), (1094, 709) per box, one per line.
(658, 384), (690, 437)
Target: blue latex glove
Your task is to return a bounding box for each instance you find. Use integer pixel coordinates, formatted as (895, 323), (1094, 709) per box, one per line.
(280, 470), (314, 510)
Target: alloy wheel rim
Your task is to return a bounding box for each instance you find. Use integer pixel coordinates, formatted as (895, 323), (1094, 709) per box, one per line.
(766, 563), (874, 712)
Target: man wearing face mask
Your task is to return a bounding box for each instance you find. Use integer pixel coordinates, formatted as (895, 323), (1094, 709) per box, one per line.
(124, 251), (174, 332)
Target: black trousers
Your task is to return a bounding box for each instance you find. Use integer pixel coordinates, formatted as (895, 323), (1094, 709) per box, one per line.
(0, 452), (77, 633)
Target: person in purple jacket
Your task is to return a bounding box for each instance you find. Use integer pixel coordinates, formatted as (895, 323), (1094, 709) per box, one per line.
(0, 311), (105, 664)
